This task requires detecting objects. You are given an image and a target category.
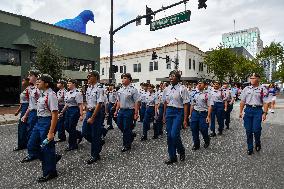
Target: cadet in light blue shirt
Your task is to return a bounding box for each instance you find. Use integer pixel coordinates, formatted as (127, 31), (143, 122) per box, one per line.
(162, 70), (189, 164)
(189, 79), (212, 151)
(141, 84), (156, 141)
(239, 73), (269, 155)
(114, 73), (140, 152)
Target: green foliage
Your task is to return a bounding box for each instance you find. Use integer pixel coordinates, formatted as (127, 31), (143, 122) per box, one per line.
(204, 46), (264, 83)
(34, 40), (63, 82)
(257, 42), (284, 82)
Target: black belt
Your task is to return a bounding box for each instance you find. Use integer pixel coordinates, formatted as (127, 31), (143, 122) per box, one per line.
(167, 106), (183, 109)
(246, 105), (262, 108)
(193, 109), (208, 113)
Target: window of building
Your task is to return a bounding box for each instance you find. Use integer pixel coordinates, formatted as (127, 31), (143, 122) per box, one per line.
(199, 62), (204, 72)
(0, 48), (20, 66)
(64, 57), (94, 72)
(189, 58), (191, 69)
(120, 66), (124, 73)
(149, 62), (153, 71)
(123, 65), (126, 73)
(154, 61), (158, 70)
(133, 63), (141, 72)
(193, 60), (196, 70)
(138, 63), (141, 72)
(102, 68), (105, 75)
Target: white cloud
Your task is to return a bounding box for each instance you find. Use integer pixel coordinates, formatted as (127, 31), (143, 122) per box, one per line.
(1, 0), (284, 57)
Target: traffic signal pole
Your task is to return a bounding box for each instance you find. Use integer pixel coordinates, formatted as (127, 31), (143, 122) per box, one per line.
(109, 0), (190, 83)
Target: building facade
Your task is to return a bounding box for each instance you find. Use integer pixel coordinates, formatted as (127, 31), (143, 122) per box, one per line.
(222, 27), (263, 58)
(100, 41), (213, 86)
(0, 10), (100, 104)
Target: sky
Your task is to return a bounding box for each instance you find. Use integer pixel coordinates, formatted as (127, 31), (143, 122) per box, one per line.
(1, 0), (284, 57)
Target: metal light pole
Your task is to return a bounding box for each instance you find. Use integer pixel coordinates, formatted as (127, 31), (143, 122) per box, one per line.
(175, 38), (179, 70)
(109, 0), (114, 84)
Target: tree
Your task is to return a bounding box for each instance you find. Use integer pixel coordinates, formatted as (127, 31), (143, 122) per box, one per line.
(204, 46), (236, 82)
(257, 42), (284, 81)
(34, 39), (63, 82)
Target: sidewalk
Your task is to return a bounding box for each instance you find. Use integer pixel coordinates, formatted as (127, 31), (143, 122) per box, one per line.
(0, 106), (19, 125)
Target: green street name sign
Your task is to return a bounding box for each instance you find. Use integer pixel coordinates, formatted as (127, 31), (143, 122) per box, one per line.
(150, 10), (191, 31)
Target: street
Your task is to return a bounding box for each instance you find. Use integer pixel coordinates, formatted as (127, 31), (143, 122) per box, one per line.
(0, 101), (283, 189)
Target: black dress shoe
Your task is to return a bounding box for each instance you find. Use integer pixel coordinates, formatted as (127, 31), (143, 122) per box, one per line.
(209, 133), (216, 137)
(64, 147), (77, 151)
(164, 158), (178, 165)
(107, 126), (114, 130)
(21, 156), (36, 163)
(86, 156), (101, 164)
(121, 146), (131, 152)
(247, 150), (253, 155)
(77, 136), (83, 145)
(226, 125), (230, 129)
(132, 132), (137, 138)
(218, 131), (223, 135)
(13, 147), (25, 151)
(140, 136), (147, 141)
(37, 172), (58, 183)
(56, 154), (62, 163)
(55, 139), (66, 143)
(192, 146), (200, 151)
(204, 141), (210, 149)
(255, 145), (261, 152)
(152, 135), (158, 139)
(180, 153), (185, 161)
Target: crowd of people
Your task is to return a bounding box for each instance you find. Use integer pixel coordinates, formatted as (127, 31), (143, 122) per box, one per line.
(13, 69), (279, 182)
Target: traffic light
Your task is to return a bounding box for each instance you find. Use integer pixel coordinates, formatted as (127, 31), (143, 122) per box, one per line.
(146, 5), (153, 25)
(198, 0), (207, 9)
(166, 55), (170, 63)
(152, 51), (158, 60)
(111, 65), (118, 73)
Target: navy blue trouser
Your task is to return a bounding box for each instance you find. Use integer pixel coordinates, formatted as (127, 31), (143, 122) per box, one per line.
(64, 106), (81, 149)
(243, 106), (263, 151)
(210, 102), (225, 133)
(17, 103), (29, 149)
(224, 103), (233, 127)
(55, 104), (66, 140)
(140, 103), (146, 122)
(143, 106), (155, 137)
(107, 103), (115, 127)
(154, 104), (164, 136)
(27, 109), (37, 141)
(190, 110), (210, 147)
(82, 111), (102, 158)
(100, 105), (108, 137)
(165, 107), (185, 160)
(27, 117), (57, 176)
(117, 109), (135, 148)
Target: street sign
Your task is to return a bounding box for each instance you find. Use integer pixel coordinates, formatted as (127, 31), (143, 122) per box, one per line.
(150, 10), (191, 31)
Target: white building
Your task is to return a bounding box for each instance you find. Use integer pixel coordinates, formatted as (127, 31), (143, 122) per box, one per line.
(222, 27), (263, 58)
(100, 41), (213, 86)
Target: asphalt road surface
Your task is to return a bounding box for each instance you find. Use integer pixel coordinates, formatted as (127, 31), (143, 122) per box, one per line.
(0, 105), (283, 189)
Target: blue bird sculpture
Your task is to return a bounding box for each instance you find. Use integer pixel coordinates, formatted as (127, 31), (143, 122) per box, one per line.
(54, 10), (94, 34)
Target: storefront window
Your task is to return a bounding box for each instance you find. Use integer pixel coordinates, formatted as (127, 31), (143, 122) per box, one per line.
(0, 48), (20, 66)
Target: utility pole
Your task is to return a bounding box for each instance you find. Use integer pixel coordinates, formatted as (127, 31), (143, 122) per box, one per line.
(109, 0), (114, 84)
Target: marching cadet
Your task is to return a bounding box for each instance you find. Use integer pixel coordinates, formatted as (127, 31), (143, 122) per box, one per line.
(153, 82), (168, 139)
(141, 84), (156, 141)
(222, 82), (236, 129)
(60, 79), (83, 151)
(55, 80), (67, 142)
(82, 71), (104, 164)
(209, 80), (228, 137)
(189, 79), (212, 151)
(24, 74), (61, 182)
(21, 70), (41, 163)
(106, 83), (117, 130)
(13, 78), (30, 151)
(239, 73), (269, 155)
(114, 73), (140, 152)
(162, 70), (189, 164)
(139, 83), (147, 122)
(100, 87), (108, 142)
